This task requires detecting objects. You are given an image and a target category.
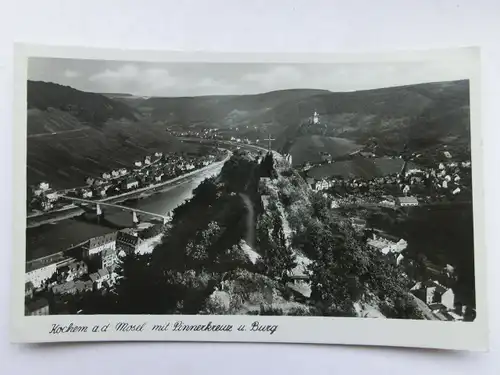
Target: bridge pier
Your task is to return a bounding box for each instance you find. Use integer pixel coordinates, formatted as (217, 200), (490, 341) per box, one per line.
(132, 211), (139, 224)
(96, 203), (102, 216)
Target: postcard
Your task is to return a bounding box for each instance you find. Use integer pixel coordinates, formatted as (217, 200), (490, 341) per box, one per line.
(10, 44), (488, 350)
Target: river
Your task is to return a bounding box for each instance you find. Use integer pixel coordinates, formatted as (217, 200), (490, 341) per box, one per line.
(26, 161), (225, 262)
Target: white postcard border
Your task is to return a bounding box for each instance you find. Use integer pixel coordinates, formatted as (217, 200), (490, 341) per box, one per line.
(10, 44), (488, 351)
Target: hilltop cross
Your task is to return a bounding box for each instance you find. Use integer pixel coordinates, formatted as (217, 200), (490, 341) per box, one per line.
(264, 134), (275, 152)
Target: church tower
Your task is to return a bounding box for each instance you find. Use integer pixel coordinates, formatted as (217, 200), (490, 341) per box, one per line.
(400, 159), (408, 178)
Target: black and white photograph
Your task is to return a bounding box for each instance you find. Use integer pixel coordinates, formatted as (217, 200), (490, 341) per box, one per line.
(11, 45), (487, 349)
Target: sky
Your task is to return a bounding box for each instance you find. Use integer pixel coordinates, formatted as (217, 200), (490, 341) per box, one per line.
(28, 57), (470, 97)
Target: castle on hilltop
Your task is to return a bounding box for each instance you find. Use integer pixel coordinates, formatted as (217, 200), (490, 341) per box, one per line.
(310, 111), (320, 125)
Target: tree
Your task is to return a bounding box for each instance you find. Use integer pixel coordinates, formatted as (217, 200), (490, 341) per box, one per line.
(259, 152), (275, 178)
(112, 253), (172, 314)
(186, 221), (221, 267)
(192, 178), (218, 204)
(256, 212), (296, 281)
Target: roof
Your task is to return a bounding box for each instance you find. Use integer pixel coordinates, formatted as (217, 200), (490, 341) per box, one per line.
(89, 273), (99, 283)
(74, 280), (93, 293)
(119, 228), (138, 236)
(423, 280), (448, 294)
(397, 196), (418, 204)
(25, 298), (49, 312)
(52, 280), (77, 294)
(26, 252), (65, 273)
(351, 217), (366, 225)
(87, 232), (117, 249)
(287, 281), (312, 298)
(367, 238), (389, 252)
(98, 268), (110, 278)
(75, 280), (86, 293)
(102, 248), (116, 258)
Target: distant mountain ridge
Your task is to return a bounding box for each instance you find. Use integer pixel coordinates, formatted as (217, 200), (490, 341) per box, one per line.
(26, 79), (470, 187)
(141, 89), (331, 127)
(26, 81), (193, 189)
(139, 80), (470, 160)
(28, 81), (139, 128)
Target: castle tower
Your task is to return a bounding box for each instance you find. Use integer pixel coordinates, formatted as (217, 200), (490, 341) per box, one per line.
(313, 111), (320, 125)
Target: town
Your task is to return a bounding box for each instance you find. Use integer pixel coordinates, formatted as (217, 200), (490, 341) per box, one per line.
(27, 148), (226, 214)
(25, 122), (475, 322)
(25, 219), (166, 315)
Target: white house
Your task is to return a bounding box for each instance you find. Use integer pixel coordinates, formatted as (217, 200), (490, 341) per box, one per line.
(411, 280), (455, 311)
(452, 187), (461, 195)
(99, 186), (110, 197)
(367, 234), (407, 265)
(26, 263), (57, 288)
(84, 233), (117, 257)
(443, 151), (452, 159)
(111, 170), (120, 178)
(124, 180), (139, 190)
(26, 254), (76, 288)
(396, 196), (418, 206)
(45, 192), (59, 203)
(33, 182), (50, 196)
(314, 179), (332, 191)
(82, 190), (93, 199)
(134, 161), (142, 168)
(89, 268), (112, 290)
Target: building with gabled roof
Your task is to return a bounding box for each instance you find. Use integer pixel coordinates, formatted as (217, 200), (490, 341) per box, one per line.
(411, 280), (455, 311)
(396, 196), (418, 206)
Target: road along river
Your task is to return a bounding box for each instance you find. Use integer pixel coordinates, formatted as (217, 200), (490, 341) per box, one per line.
(26, 158), (227, 262)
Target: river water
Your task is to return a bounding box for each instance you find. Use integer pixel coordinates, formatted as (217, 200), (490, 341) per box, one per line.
(26, 162), (225, 262)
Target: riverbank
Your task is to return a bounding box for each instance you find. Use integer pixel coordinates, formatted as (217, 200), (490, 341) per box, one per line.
(27, 154), (231, 229)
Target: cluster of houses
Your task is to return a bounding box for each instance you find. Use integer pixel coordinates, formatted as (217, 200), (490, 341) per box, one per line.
(307, 175), (420, 208)
(75, 152), (204, 200)
(171, 128), (223, 141)
(431, 160), (470, 196)
(366, 232), (408, 266)
(362, 230), (470, 321)
(396, 156), (471, 201)
(30, 151), (221, 212)
(29, 182), (59, 211)
(410, 279), (470, 321)
(24, 222), (164, 315)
